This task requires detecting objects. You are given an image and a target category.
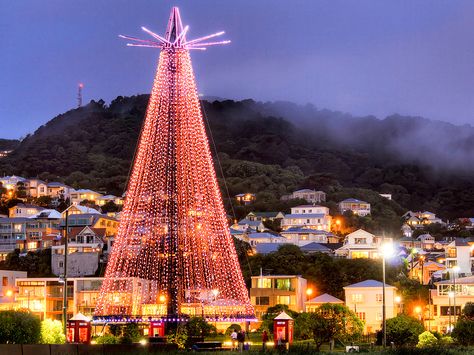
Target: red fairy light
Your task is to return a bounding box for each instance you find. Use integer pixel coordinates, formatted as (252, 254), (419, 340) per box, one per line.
(94, 7), (253, 319)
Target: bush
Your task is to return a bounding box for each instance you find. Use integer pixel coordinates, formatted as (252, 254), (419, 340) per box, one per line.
(185, 317), (216, 337)
(95, 334), (120, 344)
(225, 324), (241, 336)
(452, 319), (474, 346)
(121, 323), (141, 343)
(386, 315), (424, 348)
(417, 331), (438, 348)
(40, 319), (65, 344)
(0, 310), (41, 344)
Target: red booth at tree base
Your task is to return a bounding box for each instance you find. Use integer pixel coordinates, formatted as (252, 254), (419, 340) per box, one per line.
(67, 313), (91, 344)
(273, 311), (294, 349)
(149, 321), (165, 337)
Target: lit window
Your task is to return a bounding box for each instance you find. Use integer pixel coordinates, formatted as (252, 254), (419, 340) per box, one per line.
(352, 294), (363, 303)
(276, 296), (291, 305)
(257, 278), (272, 288)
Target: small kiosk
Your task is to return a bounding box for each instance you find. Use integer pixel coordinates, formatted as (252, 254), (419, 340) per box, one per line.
(67, 313), (92, 344)
(149, 320), (165, 337)
(273, 311), (294, 349)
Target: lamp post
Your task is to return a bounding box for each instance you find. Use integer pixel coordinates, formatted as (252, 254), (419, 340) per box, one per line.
(25, 290), (30, 311)
(395, 296), (402, 314)
(381, 241), (394, 349)
(448, 291), (454, 333)
(62, 209), (70, 341)
(452, 266), (460, 324)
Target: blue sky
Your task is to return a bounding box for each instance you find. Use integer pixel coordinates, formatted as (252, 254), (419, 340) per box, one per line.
(1, 0), (474, 138)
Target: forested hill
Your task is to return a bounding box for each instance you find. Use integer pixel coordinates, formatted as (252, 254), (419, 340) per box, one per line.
(2, 95), (474, 220)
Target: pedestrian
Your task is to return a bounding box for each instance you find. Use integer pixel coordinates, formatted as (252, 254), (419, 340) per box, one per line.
(230, 328), (238, 351)
(262, 330), (269, 351)
(237, 330), (245, 352)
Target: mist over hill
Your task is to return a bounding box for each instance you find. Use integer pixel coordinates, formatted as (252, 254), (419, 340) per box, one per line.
(1, 95), (474, 219)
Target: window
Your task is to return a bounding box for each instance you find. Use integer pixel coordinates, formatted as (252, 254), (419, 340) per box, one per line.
(306, 219), (310, 224)
(276, 296), (291, 305)
(257, 278), (272, 289)
(2, 277), (7, 286)
(352, 294), (363, 303)
(356, 312), (365, 321)
(376, 294), (383, 302)
(275, 279), (291, 291)
(354, 238), (367, 245)
(255, 296), (270, 306)
(59, 261), (64, 268)
(440, 306), (461, 316)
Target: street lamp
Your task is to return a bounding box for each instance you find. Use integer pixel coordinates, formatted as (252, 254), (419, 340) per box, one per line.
(414, 306), (422, 321)
(448, 291), (454, 333)
(306, 288), (313, 298)
(395, 296), (402, 314)
(381, 241), (394, 348)
(452, 266), (460, 324)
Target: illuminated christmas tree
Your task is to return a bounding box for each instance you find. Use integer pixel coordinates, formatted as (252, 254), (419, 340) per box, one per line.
(94, 7), (254, 321)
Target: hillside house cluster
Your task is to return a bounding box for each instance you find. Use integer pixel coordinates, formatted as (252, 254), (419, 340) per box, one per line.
(0, 175), (124, 207)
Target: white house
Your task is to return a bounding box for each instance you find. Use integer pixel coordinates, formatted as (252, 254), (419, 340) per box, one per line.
(70, 189), (103, 205)
(280, 227), (332, 246)
(336, 229), (391, 259)
(338, 198), (371, 217)
(281, 189), (326, 203)
(445, 238), (474, 275)
(248, 232), (287, 247)
(8, 204), (45, 218)
(0, 270), (27, 304)
(344, 280), (398, 334)
(233, 219), (265, 233)
(281, 205), (331, 232)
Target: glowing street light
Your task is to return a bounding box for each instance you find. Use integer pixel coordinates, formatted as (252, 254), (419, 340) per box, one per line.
(448, 291), (455, 332)
(381, 241), (394, 348)
(395, 295), (402, 314)
(306, 288), (314, 298)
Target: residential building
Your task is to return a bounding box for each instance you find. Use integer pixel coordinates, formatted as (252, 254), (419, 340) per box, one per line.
(230, 228), (249, 243)
(8, 204), (45, 218)
(0, 218), (28, 259)
(280, 227), (337, 246)
(281, 205), (332, 232)
(428, 276), (474, 333)
(245, 211), (285, 222)
(281, 189), (326, 203)
(70, 189), (103, 205)
(336, 229), (391, 259)
(0, 270), (27, 304)
(234, 193), (256, 205)
(338, 198), (371, 217)
(404, 211), (445, 228)
(344, 280), (398, 334)
(24, 178), (48, 198)
(46, 182), (74, 200)
(445, 238), (474, 275)
(62, 205), (101, 217)
(379, 194), (392, 200)
(96, 195), (124, 206)
(409, 260), (446, 285)
(248, 232), (287, 247)
(62, 213), (119, 237)
(51, 226), (106, 277)
(0, 175), (26, 192)
(233, 219), (265, 233)
(300, 242), (342, 255)
(305, 293), (343, 312)
(250, 275), (307, 318)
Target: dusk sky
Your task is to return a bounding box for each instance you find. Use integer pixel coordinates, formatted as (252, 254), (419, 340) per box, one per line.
(2, 0), (474, 139)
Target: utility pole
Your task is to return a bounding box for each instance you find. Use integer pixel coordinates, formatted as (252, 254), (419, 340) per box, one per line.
(62, 210), (69, 340)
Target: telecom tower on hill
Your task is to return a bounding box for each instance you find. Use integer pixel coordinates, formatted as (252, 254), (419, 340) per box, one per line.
(94, 7), (254, 322)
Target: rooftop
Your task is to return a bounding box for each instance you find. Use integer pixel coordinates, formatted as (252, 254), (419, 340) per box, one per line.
(306, 293), (344, 304)
(340, 198), (369, 204)
(344, 279), (395, 289)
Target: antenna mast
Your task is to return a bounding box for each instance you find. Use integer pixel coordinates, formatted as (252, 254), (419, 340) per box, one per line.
(77, 83), (84, 107)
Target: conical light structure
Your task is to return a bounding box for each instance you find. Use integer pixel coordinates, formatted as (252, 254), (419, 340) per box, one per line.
(94, 7), (254, 320)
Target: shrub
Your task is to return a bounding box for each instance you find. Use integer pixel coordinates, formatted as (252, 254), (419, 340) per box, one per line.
(95, 334), (120, 344)
(121, 323), (141, 343)
(386, 315), (424, 347)
(0, 310), (41, 344)
(40, 319), (65, 344)
(417, 331), (438, 348)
